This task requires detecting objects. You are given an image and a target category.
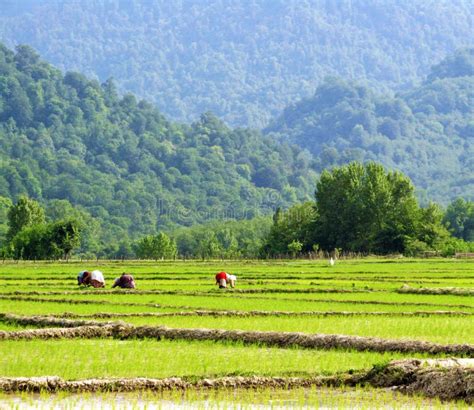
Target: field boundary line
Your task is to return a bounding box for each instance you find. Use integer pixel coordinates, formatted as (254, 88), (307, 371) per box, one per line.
(0, 313), (121, 328)
(53, 310), (474, 319)
(197, 293), (474, 309)
(0, 288), (377, 296)
(1, 314), (473, 355)
(0, 374), (337, 392)
(398, 286), (474, 296)
(2, 293), (473, 310)
(0, 295), (224, 312)
(0, 295), (165, 309)
(0, 295), (209, 312)
(0, 359), (472, 403)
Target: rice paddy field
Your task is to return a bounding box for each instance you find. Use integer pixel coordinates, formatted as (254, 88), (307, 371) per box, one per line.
(0, 258), (473, 408)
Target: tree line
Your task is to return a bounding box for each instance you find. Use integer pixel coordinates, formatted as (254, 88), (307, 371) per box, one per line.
(2, 163), (473, 260)
(2, 196), (81, 260)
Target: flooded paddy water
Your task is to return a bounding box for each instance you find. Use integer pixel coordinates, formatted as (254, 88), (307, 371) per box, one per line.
(0, 386), (465, 409)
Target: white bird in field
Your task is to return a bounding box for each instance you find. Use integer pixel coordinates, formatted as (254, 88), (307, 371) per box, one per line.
(329, 257), (335, 266)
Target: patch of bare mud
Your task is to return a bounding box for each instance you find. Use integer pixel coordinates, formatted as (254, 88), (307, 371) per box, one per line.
(361, 358), (474, 403)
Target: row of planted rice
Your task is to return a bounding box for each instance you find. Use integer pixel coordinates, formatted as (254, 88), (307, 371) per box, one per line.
(0, 259), (473, 406)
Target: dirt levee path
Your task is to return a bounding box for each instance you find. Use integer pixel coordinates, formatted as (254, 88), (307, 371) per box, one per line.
(0, 359), (472, 403)
(1, 314), (473, 355)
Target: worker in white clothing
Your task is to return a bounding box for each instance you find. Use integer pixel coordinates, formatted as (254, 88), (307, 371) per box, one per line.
(226, 273), (237, 288)
(90, 270), (105, 288)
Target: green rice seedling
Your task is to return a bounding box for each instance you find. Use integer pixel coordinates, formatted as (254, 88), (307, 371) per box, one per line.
(8, 285), (472, 309)
(0, 300), (184, 316)
(0, 338), (436, 380)
(4, 292), (473, 314)
(0, 258), (472, 407)
(0, 323), (38, 331)
(112, 314), (474, 344)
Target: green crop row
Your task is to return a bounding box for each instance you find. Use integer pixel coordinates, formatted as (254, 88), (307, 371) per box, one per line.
(0, 338), (435, 380)
(7, 290), (472, 309)
(0, 300), (182, 316)
(0, 258), (472, 277)
(3, 293), (474, 316)
(105, 315), (473, 345)
(0, 258), (473, 407)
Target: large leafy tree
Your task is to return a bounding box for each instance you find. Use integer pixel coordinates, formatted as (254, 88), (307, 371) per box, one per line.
(6, 196), (45, 240)
(196, 232), (222, 260)
(10, 218), (81, 260)
(314, 162), (420, 253)
(261, 202), (316, 257)
(0, 196), (13, 245)
(48, 219), (82, 259)
(135, 232), (177, 260)
(11, 224), (48, 260)
(443, 198), (474, 242)
(45, 199), (101, 255)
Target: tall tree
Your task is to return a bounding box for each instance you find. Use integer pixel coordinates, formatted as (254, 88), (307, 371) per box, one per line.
(6, 196), (45, 240)
(314, 162), (420, 253)
(10, 218), (81, 260)
(48, 219), (82, 259)
(443, 198), (474, 242)
(135, 232), (177, 260)
(196, 232), (222, 260)
(0, 196), (13, 245)
(262, 202), (316, 256)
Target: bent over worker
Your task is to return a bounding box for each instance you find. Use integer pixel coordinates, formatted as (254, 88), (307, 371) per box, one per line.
(77, 270), (91, 286)
(90, 270), (105, 288)
(215, 271), (227, 288)
(226, 273), (237, 288)
(112, 272), (136, 289)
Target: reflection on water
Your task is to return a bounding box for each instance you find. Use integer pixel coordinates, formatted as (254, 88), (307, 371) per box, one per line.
(0, 386), (462, 409)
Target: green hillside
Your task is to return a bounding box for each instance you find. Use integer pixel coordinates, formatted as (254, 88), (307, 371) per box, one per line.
(265, 49), (474, 204)
(0, 0), (472, 127)
(0, 43), (315, 246)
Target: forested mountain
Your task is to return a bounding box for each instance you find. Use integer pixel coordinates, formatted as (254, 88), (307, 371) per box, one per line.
(265, 49), (474, 204)
(0, 43), (316, 251)
(0, 0), (472, 127)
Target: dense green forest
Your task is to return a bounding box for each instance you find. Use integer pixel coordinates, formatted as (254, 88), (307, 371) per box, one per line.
(0, 43), (315, 256)
(265, 49), (474, 204)
(0, 0), (472, 127)
(0, 41), (473, 258)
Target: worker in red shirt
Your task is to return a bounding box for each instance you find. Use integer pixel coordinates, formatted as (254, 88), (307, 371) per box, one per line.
(215, 271), (228, 288)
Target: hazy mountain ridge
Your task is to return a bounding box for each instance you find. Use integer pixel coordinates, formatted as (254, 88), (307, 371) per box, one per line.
(0, 0), (472, 127)
(265, 49), (474, 204)
(0, 43), (316, 243)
